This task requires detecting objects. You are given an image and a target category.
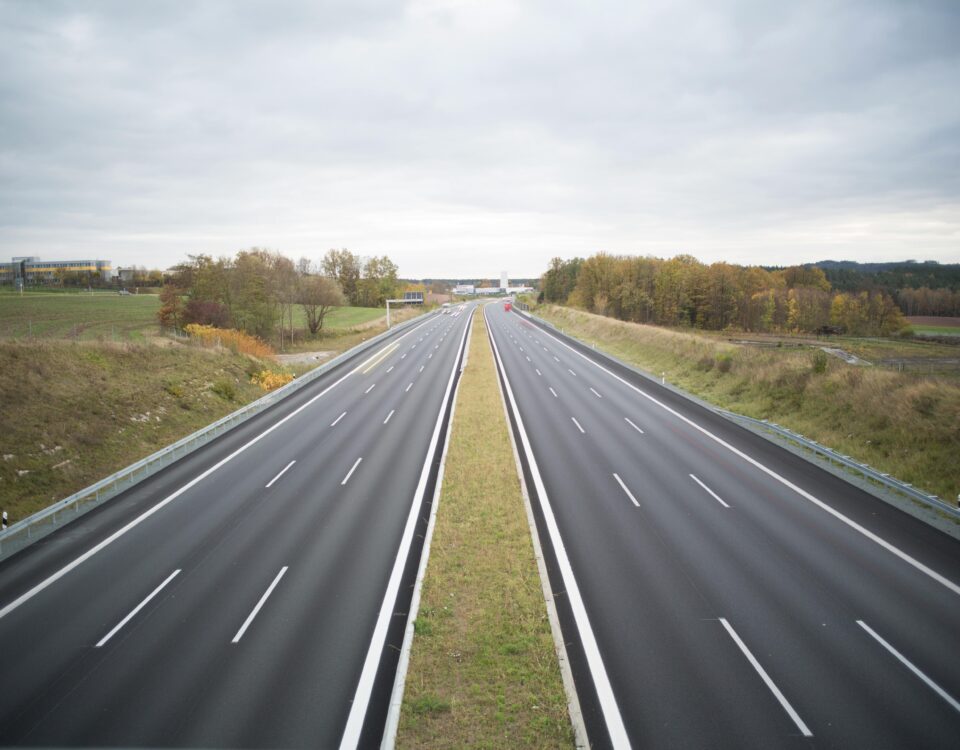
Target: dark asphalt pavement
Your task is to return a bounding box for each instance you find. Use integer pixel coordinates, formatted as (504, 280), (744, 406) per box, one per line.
(486, 303), (960, 749)
(0, 304), (474, 748)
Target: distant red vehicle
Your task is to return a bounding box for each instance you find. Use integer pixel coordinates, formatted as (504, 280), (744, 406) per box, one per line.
(504, 301), (512, 312)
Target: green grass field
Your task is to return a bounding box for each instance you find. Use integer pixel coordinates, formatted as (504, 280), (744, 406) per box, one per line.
(0, 290), (161, 341)
(911, 324), (960, 336)
(0, 288), (396, 344)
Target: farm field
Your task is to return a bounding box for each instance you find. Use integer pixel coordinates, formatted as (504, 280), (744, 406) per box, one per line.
(0, 289), (413, 345)
(907, 315), (960, 336)
(0, 290), (160, 341)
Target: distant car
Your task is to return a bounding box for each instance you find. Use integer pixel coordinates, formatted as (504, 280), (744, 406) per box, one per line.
(118, 289), (131, 295)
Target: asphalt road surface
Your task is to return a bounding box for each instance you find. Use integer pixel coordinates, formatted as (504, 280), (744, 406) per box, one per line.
(0, 304), (474, 748)
(486, 303), (960, 749)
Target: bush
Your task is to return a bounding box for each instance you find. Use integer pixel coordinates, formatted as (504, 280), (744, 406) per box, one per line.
(250, 369), (294, 391)
(185, 324), (274, 357)
(811, 350), (829, 374)
(163, 382), (184, 398)
(716, 354), (733, 373)
(211, 379), (237, 401)
(695, 355), (714, 372)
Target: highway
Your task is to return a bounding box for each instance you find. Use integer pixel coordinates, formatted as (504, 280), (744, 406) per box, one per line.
(486, 303), (960, 749)
(0, 304), (474, 748)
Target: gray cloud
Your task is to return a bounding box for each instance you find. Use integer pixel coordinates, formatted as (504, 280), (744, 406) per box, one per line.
(1, 0), (958, 277)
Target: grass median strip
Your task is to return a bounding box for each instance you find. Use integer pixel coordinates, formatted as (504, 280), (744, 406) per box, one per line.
(396, 311), (574, 748)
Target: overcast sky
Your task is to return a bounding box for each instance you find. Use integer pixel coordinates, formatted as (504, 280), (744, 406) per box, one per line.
(1, 0), (958, 278)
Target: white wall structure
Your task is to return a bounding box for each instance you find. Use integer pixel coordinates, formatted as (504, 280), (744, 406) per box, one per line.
(500, 271), (508, 290)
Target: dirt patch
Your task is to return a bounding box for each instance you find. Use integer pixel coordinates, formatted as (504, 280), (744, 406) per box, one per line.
(907, 316), (960, 328)
(274, 350), (334, 365)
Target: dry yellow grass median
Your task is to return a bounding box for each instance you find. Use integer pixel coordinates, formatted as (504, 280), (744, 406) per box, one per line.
(396, 311), (574, 749)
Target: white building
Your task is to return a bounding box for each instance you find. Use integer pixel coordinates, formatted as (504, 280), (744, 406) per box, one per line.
(500, 271), (508, 290)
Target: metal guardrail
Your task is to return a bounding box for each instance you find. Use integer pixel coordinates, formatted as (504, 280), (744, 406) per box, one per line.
(715, 411), (960, 520)
(517, 308), (960, 522)
(0, 310), (437, 561)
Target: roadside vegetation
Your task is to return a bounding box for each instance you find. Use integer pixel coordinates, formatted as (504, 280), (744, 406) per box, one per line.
(0, 339), (271, 523)
(532, 304), (960, 507)
(0, 288), (421, 353)
(397, 312), (573, 749)
(0, 289), (431, 524)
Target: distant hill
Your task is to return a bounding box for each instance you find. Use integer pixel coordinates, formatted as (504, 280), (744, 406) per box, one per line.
(810, 260), (960, 293)
(759, 260), (960, 293)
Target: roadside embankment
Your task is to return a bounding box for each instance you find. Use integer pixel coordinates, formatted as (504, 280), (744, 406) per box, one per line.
(0, 340), (269, 522)
(533, 304), (960, 508)
(396, 312), (574, 748)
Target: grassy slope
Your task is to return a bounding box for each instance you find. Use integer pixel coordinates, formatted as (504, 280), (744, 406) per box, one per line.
(0, 340), (267, 521)
(397, 312), (573, 748)
(536, 305), (960, 506)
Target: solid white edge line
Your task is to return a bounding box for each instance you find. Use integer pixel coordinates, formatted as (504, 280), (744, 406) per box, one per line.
(719, 617), (813, 737)
(530, 320), (960, 598)
(612, 473), (640, 507)
(590, 387), (602, 399)
(690, 473), (730, 509)
(484, 307), (589, 750)
(331, 412), (347, 427)
(265, 460), (297, 488)
(232, 566), (289, 644)
(341, 457), (363, 486)
(96, 569), (181, 648)
(486, 309), (631, 748)
(383, 409), (395, 425)
(571, 417), (586, 434)
(624, 417), (644, 434)
(381, 308), (475, 749)
(339, 306), (474, 749)
(0, 313), (436, 623)
(857, 619), (960, 713)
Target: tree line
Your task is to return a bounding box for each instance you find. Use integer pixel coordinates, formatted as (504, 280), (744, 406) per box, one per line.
(814, 261), (960, 317)
(541, 254), (908, 336)
(157, 248), (399, 342)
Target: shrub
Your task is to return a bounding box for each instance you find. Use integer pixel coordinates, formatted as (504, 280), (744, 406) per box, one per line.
(716, 354), (733, 373)
(183, 299), (231, 328)
(695, 355), (714, 372)
(211, 379), (237, 401)
(184, 324), (274, 357)
(913, 393), (937, 417)
(164, 383), (184, 398)
(811, 350), (829, 374)
(250, 369), (294, 391)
